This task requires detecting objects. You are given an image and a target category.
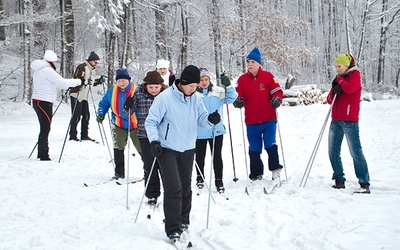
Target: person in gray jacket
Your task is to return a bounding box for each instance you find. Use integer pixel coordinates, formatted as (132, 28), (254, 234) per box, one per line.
(145, 65), (221, 241)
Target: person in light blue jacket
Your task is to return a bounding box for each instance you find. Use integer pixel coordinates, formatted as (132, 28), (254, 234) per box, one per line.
(145, 65), (221, 241)
(195, 68), (238, 193)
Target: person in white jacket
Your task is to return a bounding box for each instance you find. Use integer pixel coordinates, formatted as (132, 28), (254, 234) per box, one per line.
(31, 50), (80, 161)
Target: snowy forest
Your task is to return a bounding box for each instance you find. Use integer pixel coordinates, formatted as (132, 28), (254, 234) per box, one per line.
(0, 0), (399, 103)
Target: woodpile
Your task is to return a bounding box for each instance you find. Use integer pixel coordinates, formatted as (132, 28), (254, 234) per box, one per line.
(282, 84), (326, 106)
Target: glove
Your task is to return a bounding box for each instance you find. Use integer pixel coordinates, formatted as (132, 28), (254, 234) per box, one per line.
(271, 97), (281, 108)
(331, 79), (338, 88)
(80, 78), (85, 86)
(150, 141), (162, 158)
(233, 97), (244, 108)
(220, 74), (231, 86)
(332, 84), (342, 96)
(96, 114), (105, 123)
(124, 97), (135, 110)
(208, 110), (221, 125)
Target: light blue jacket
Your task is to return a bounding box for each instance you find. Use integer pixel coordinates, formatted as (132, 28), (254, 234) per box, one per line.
(196, 85), (238, 139)
(145, 84), (212, 152)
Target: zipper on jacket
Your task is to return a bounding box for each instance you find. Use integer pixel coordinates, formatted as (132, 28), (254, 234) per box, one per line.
(165, 123), (170, 140)
(347, 105), (350, 116)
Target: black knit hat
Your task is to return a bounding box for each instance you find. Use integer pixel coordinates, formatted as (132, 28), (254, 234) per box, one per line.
(143, 70), (164, 84)
(87, 51), (100, 61)
(180, 65), (200, 85)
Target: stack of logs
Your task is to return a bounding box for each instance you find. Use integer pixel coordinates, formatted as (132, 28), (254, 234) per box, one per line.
(282, 84), (327, 106)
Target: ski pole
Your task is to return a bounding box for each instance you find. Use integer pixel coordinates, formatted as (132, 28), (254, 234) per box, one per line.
(299, 95), (337, 188)
(239, 108), (249, 179)
(225, 89), (238, 182)
(58, 91), (80, 163)
(99, 122), (115, 168)
(126, 108), (131, 209)
(206, 125), (217, 229)
(89, 87), (105, 145)
(276, 117), (288, 182)
(29, 89), (68, 158)
(194, 161), (216, 204)
(134, 158), (157, 223)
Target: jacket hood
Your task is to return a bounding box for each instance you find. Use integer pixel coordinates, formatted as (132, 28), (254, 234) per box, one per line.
(31, 60), (51, 71)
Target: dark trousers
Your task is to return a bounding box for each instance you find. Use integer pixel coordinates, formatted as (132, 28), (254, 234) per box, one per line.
(158, 148), (194, 236)
(139, 138), (161, 199)
(33, 100), (52, 160)
(69, 96), (90, 139)
(195, 135), (224, 183)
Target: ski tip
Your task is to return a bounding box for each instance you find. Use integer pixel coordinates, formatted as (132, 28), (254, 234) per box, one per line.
(83, 183), (88, 187)
(263, 187), (269, 195)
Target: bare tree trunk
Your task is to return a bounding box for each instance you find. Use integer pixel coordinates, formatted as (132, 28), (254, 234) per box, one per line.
(155, 3), (167, 59)
(377, 0), (387, 85)
(210, 0), (222, 83)
(179, 4), (188, 71)
(59, 0), (65, 76)
(23, 0), (34, 104)
(120, 4), (129, 67)
(64, 0), (75, 78)
(344, 0), (352, 54)
(0, 0), (5, 41)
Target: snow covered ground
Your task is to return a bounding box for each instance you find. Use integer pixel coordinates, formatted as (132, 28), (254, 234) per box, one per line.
(0, 96), (399, 250)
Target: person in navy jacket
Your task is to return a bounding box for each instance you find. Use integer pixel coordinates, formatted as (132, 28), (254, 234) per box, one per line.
(195, 68), (238, 192)
(327, 53), (370, 193)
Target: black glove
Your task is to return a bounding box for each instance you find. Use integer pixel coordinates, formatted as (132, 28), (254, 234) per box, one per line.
(208, 110), (221, 125)
(80, 78), (85, 86)
(271, 97), (281, 108)
(332, 84), (342, 96)
(220, 74), (231, 86)
(96, 114), (105, 123)
(124, 97), (135, 110)
(233, 98), (244, 108)
(150, 141), (162, 158)
(332, 79), (338, 88)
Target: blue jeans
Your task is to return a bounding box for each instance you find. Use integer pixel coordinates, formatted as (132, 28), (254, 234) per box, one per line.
(328, 120), (370, 184)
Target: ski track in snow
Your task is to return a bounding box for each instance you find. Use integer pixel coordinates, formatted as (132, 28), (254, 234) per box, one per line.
(0, 98), (400, 249)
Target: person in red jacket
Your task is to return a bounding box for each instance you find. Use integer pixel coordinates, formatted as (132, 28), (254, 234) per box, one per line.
(327, 53), (370, 193)
(233, 47), (284, 181)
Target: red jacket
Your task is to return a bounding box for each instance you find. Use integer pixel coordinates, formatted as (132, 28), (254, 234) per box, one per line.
(236, 67), (283, 125)
(327, 67), (362, 122)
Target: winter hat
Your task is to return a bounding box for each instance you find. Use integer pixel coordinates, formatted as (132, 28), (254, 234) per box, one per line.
(43, 50), (58, 62)
(334, 54), (351, 67)
(115, 68), (131, 81)
(87, 51), (100, 61)
(143, 70), (164, 84)
(246, 47), (262, 65)
(156, 59), (170, 69)
(199, 68), (211, 78)
(180, 65), (200, 85)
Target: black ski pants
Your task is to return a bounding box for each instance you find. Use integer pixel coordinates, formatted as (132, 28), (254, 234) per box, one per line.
(139, 138), (161, 199)
(33, 100), (52, 160)
(195, 135), (224, 183)
(69, 96), (90, 139)
(157, 148), (194, 236)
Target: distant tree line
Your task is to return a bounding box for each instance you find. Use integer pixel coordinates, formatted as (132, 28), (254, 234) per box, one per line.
(0, 0), (399, 102)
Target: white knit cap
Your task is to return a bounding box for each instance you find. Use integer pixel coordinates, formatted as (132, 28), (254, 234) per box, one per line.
(200, 68), (210, 78)
(43, 50), (58, 62)
(156, 59), (170, 69)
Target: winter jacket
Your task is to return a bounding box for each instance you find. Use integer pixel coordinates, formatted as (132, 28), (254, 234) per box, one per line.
(97, 83), (138, 130)
(31, 60), (80, 103)
(70, 61), (100, 101)
(196, 85), (238, 139)
(145, 83), (212, 153)
(160, 70), (176, 86)
(236, 67), (283, 125)
(129, 85), (167, 139)
(327, 66), (362, 122)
